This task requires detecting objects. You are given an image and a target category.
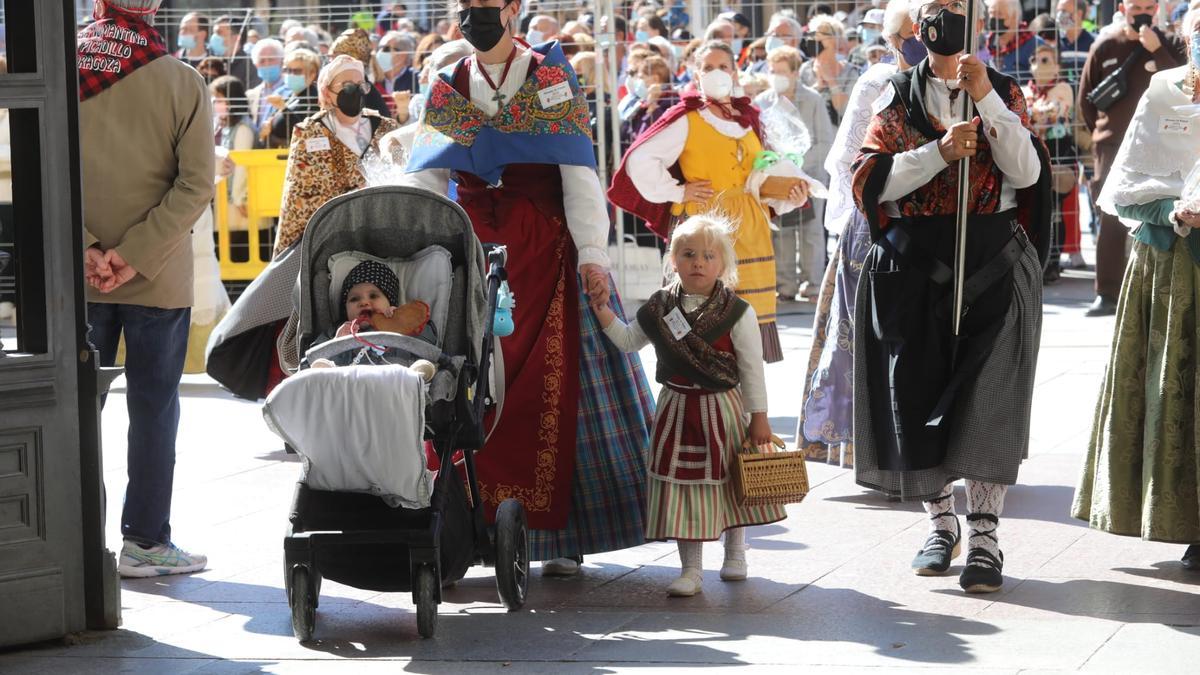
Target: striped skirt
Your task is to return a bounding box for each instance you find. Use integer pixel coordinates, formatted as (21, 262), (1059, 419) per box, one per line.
(644, 387), (787, 541)
(529, 278), (656, 560)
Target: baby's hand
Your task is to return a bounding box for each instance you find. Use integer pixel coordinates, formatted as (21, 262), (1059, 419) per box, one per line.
(310, 358), (336, 369)
(335, 320), (356, 337)
(380, 306), (397, 318)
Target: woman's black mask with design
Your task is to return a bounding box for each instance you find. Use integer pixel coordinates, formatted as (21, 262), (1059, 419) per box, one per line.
(920, 8), (968, 56)
(336, 83), (364, 117)
(459, 2), (511, 52)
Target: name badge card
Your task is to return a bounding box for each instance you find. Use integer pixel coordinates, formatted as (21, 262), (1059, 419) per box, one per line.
(663, 308), (692, 340)
(306, 136), (331, 152)
(537, 81), (573, 109)
(1160, 116), (1193, 135)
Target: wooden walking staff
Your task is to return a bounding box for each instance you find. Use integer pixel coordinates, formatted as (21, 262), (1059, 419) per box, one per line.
(951, 0), (979, 339)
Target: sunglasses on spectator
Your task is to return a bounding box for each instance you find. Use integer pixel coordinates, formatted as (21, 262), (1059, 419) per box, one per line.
(1031, 55), (1056, 65)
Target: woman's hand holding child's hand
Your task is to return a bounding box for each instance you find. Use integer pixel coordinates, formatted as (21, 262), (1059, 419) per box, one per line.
(580, 264), (610, 311)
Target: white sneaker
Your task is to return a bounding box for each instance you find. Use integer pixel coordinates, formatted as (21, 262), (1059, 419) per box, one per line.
(118, 540), (207, 578)
(541, 556), (581, 577)
(1068, 252), (1088, 269)
(719, 558), (748, 581)
(667, 569), (703, 597)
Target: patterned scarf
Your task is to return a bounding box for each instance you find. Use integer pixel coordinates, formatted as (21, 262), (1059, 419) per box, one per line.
(77, 8), (168, 102)
(636, 281), (747, 391)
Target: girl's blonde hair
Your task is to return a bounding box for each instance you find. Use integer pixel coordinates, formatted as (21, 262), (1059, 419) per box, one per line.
(667, 213), (739, 288)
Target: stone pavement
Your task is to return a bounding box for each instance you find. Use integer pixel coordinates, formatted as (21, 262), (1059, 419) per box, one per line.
(2, 264), (1199, 673)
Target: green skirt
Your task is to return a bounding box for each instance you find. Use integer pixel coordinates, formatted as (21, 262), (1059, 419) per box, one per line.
(1073, 239), (1200, 543)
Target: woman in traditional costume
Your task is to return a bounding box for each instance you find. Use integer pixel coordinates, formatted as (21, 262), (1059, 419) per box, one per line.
(273, 55), (399, 256)
(609, 40), (810, 363)
(1073, 7), (1200, 571)
(851, 0), (1051, 594)
(404, 0), (654, 576)
(797, 0), (924, 469)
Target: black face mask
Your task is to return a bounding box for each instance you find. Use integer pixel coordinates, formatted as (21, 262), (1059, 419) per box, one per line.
(799, 35), (825, 58)
(459, 5), (509, 52)
(920, 8), (968, 57)
(1128, 13), (1153, 31)
(335, 84), (364, 117)
(987, 17), (1007, 32)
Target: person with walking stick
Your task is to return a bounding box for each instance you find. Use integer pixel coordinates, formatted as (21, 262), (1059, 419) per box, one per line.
(849, 0), (1052, 593)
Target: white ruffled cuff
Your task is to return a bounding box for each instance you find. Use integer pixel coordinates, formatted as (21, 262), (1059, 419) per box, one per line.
(577, 245), (611, 270)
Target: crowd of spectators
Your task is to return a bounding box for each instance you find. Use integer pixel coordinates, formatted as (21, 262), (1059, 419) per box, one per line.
(89, 0), (1196, 311)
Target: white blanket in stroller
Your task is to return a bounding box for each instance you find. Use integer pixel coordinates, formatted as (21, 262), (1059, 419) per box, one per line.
(262, 364), (433, 509)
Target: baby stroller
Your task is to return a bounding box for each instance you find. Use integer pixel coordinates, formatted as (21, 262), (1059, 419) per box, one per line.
(261, 185), (527, 641)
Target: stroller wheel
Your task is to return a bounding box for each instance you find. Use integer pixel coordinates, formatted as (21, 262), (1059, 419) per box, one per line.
(288, 565), (317, 642)
(415, 564), (439, 638)
(494, 498), (529, 611)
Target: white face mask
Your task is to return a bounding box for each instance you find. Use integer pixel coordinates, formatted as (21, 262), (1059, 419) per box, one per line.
(770, 74), (792, 93)
(765, 36), (786, 53)
(699, 69), (734, 99)
(526, 29), (545, 45)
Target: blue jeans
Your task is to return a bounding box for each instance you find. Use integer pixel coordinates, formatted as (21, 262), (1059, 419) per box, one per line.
(88, 303), (190, 546)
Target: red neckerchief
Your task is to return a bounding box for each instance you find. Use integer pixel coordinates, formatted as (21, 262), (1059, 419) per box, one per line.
(990, 22), (1034, 58)
(77, 7), (168, 101)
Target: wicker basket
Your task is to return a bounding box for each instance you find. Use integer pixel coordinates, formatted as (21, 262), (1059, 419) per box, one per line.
(732, 436), (810, 507)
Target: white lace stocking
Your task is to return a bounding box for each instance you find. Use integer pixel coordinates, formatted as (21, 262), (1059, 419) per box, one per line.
(923, 483), (957, 534)
(677, 541), (703, 573)
(724, 527), (747, 563)
(965, 480), (1007, 559)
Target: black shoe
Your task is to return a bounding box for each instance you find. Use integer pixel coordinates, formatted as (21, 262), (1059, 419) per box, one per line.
(1085, 295), (1117, 317)
(1043, 262), (1061, 284)
(1183, 545), (1200, 571)
(912, 517), (962, 576)
(959, 548), (1004, 593)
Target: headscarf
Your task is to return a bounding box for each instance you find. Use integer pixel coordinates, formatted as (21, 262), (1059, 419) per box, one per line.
(340, 260), (400, 311)
(331, 28), (373, 67)
(317, 54), (364, 109)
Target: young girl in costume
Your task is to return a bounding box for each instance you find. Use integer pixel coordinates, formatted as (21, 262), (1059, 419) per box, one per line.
(593, 214), (786, 597)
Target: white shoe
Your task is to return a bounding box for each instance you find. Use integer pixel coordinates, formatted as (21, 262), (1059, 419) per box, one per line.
(541, 556), (581, 577)
(118, 540), (207, 578)
(0, 301), (14, 322)
(667, 569), (703, 597)
(719, 558), (748, 581)
(1068, 252), (1088, 269)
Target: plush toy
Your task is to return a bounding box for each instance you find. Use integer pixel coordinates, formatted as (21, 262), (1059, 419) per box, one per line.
(493, 281), (516, 337)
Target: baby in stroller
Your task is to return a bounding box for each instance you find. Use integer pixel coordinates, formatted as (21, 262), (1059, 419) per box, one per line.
(310, 259), (438, 377)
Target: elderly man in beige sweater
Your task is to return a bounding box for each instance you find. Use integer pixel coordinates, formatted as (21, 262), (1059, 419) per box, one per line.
(79, 0), (214, 577)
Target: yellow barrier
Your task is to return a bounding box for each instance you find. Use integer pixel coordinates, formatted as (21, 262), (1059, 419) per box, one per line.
(214, 148), (289, 282)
